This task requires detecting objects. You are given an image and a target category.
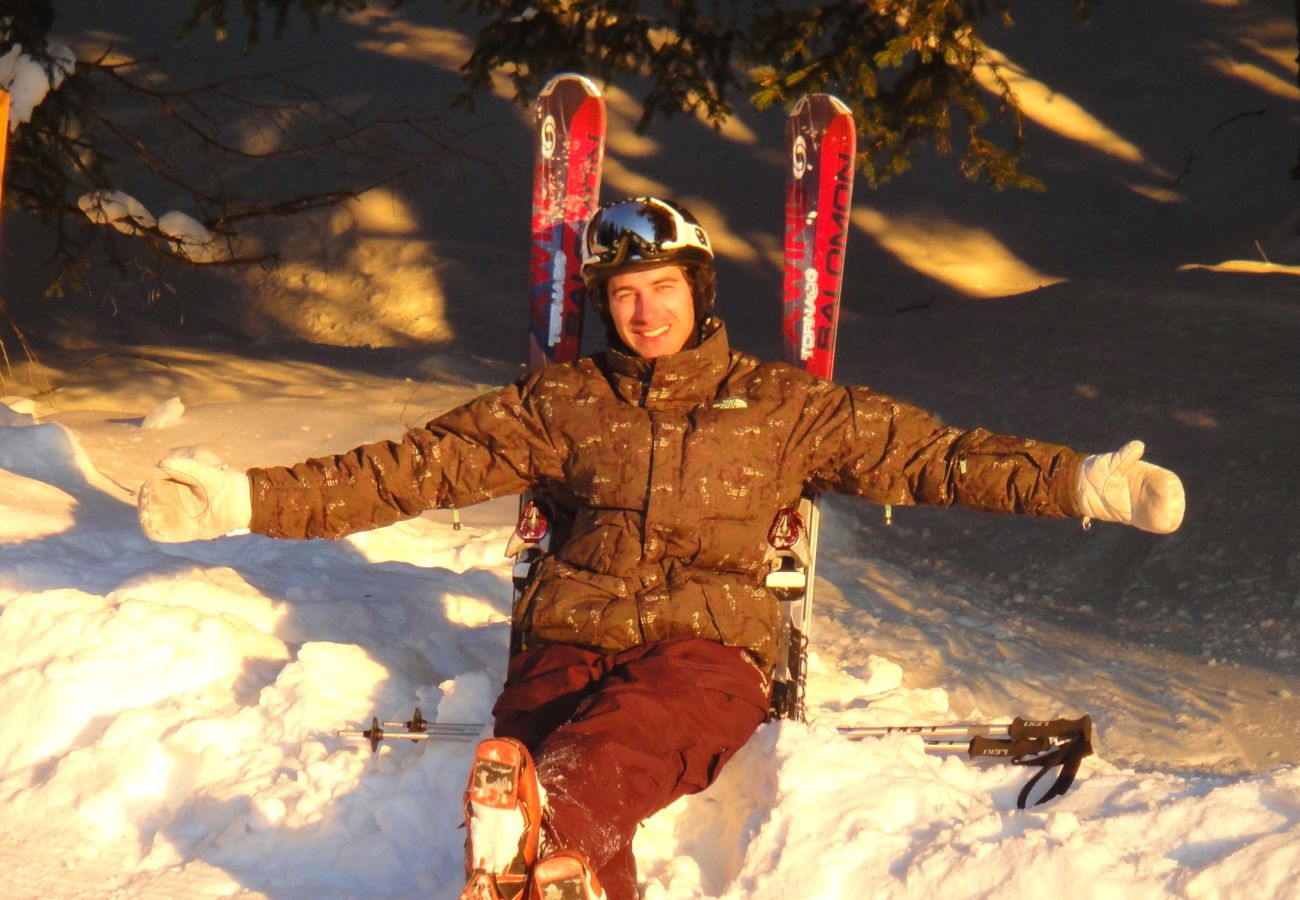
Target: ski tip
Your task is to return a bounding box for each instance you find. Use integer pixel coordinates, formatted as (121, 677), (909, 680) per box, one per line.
(794, 93), (851, 116)
(540, 72), (603, 97)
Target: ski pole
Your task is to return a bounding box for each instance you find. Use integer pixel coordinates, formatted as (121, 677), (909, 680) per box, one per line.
(838, 715), (1090, 747)
(338, 708), (483, 752)
(838, 722), (1014, 741)
(838, 715), (1094, 809)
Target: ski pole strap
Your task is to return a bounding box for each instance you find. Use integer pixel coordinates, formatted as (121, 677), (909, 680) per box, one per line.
(968, 716), (1093, 809)
(1014, 730), (1091, 809)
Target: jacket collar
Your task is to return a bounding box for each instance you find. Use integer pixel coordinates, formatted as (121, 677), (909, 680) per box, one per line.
(603, 317), (731, 407)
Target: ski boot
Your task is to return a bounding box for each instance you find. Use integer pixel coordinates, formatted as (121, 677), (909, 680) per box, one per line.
(528, 849), (606, 900)
(460, 737), (543, 900)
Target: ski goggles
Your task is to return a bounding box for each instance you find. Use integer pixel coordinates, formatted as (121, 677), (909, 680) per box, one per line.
(581, 197), (713, 275)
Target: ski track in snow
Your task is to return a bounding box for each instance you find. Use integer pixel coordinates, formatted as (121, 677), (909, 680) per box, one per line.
(1, 368), (1298, 900)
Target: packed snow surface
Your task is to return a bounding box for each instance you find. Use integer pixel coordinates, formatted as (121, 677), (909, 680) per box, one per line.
(0, 349), (1296, 899)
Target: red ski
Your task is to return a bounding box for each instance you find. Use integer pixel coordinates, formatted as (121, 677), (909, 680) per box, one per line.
(769, 94), (856, 720)
(512, 75), (606, 643)
(781, 94), (856, 379)
(527, 74), (606, 371)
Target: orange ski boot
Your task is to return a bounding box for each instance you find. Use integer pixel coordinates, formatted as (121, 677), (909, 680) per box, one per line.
(528, 849), (607, 900)
(460, 737), (543, 900)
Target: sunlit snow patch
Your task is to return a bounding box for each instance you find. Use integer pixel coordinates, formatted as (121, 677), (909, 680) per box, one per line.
(0, 470), (77, 539)
(1179, 260), (1300, 276)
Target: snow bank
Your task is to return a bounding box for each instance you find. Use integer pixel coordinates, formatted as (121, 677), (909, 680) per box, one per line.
(639, 724), (1300, 898)
(2, 403), (1298, 898)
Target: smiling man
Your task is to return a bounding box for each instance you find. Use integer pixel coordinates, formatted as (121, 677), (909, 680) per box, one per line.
(605, 265), (698, 358)
(137, 196), (1185, 900)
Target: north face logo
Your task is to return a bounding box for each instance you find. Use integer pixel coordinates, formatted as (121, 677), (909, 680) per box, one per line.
(711, 397), (749, 410)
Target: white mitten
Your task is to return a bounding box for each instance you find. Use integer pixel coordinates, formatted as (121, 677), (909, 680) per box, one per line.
(1075, 440), (1185, 534)
(138, 456), (253, 542)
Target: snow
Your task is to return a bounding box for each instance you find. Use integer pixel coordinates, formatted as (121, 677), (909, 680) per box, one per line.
(468, 801), (535, 876)
(157, 211), (221, 264)
(77, 193), (221, 262)
(1, 355), (1297, 898)
(2, 1), (1299, 897)
(0, 43), (75, 128)
(140, 396), (186, 430)
(78, 190), (158, 235)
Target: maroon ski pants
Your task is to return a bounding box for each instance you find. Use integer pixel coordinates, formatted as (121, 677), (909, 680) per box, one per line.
(492, 638), (770, 900)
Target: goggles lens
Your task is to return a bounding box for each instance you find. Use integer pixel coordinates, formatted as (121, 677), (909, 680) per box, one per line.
(586, 200), (694, 263)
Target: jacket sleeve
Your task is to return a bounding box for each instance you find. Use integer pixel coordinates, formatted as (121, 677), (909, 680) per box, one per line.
(247, 377), (565, 539)
(799, 380), (1083, 519)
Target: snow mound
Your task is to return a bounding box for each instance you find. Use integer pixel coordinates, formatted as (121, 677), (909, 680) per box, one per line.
(633, 719), (1300, 899)
(0, 419), (133, 505)
(0, 398), (37, 425)
(141, 396), (186, 430)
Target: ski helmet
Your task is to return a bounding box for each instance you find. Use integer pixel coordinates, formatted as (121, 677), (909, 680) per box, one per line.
(580, 197), (717, 320)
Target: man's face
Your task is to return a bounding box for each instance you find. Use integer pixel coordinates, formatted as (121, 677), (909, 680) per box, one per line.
(605, 264), (697, 358)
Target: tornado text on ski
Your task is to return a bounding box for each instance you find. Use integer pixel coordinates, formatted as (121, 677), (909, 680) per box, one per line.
(781, 97), (854, 381)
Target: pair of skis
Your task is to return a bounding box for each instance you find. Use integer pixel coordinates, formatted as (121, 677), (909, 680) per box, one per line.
(340, 74), (1093, 807)
(340, 70), (857, 723)
(520, 72), (853, 378)
(343, 73), (849, 735)
(508, 74), (855, 719)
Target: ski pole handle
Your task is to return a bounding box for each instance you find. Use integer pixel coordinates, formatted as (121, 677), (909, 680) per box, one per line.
(1008, 715), (1093, 743)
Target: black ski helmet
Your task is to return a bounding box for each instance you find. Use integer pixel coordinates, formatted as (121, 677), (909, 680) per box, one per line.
(580, 197), (717, 323)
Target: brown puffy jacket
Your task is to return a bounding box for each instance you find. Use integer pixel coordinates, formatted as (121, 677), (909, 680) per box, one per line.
(248, 320), (1082, 671)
